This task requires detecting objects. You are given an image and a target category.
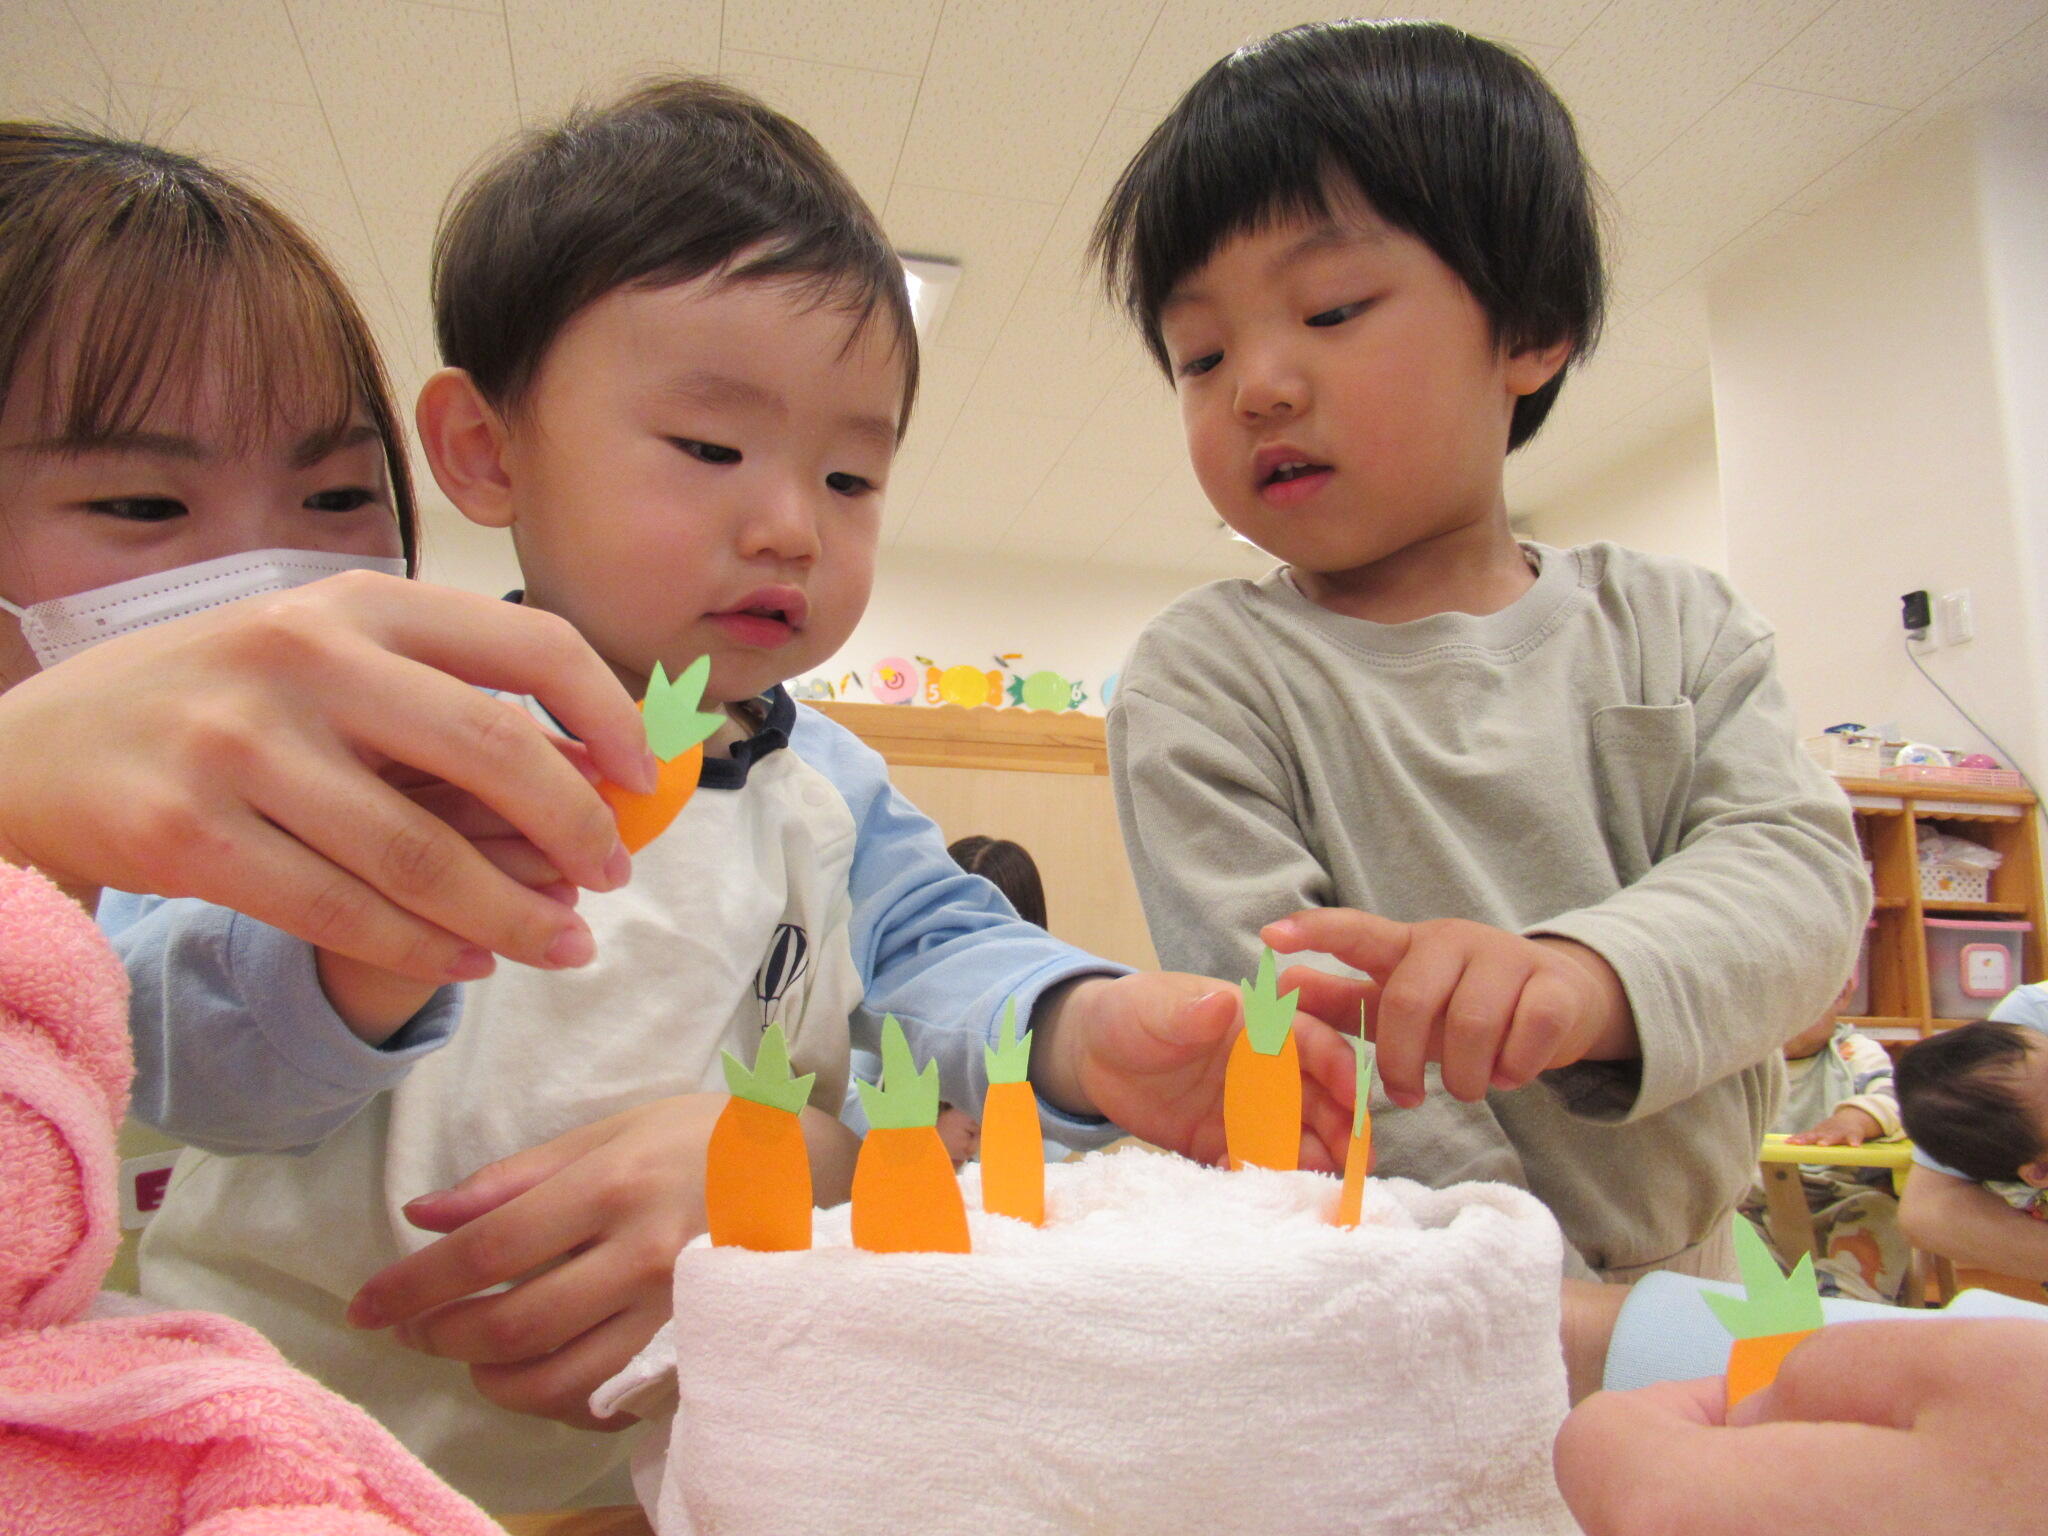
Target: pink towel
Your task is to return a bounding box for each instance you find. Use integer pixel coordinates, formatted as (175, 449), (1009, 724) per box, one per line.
(0, 861), (501, 1534)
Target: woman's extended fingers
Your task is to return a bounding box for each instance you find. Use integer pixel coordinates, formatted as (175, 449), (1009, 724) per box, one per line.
(316, 574), (657, 798)
(164, 811), (494, 984)
(328, 655), (629, 896)
(244, 741), (595, 975)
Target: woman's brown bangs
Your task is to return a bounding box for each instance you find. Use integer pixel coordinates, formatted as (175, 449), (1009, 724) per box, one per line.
(46, 210), (367, 460)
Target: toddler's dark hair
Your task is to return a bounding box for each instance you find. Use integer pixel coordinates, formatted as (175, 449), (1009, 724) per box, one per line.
(435, 76), (917, 426)
(1897, 1020), (2048, 1184)
(948, 835), (1048, 930)
(1091, 19), (1602, 450)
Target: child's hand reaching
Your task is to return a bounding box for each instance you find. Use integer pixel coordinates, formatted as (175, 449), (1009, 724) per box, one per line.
(345, 1093), (859, 1429)
(1032, 972), (1359, 1170)
(1786, 1107), (1884, 1147)
(1262, 909), (1637, 1108)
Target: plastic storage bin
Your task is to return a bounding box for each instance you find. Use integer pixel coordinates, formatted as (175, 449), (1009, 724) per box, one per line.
(1925, 918), (2031, 1020)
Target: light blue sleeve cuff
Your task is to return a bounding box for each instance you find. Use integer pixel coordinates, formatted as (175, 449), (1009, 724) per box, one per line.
(1603, 1271), (2048, 1392)
(229, 916), (459, 1093)
(1910, 1143), (1969, 1179)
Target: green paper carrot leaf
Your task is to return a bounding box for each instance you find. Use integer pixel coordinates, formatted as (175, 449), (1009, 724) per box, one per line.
(1703, 1220), (1825, 1341)
(643, 655), (724, 762)
(1349, 1028), (1376, 1143)
(856, 1016), (941, 1130)
(984, 997), (1033, 1085)
(1238, 946), (1300, 1058)
(720, 1023), (815, 1116)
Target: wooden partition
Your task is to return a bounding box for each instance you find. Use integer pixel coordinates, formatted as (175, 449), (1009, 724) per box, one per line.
(813, 703), (1158, 971)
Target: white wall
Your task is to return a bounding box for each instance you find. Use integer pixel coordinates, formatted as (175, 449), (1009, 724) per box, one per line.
(816, 549), (1219, 713)
(1981, 112), (2048, 772)
(1710, 111), (2046, 772)
(1519, 410), (1727, 574)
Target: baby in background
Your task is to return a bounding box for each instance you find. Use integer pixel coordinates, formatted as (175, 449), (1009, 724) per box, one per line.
(1897, 985), (2048, 1292)
(1740, 977), (1907, 1301)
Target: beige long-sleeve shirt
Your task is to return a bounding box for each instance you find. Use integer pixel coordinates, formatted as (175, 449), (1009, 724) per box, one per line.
(1109, 542), (1871, 1275)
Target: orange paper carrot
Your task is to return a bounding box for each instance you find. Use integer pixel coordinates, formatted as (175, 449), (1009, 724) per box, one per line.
(597, 655), (723, 852)
(1223, 947), (1302, 1172)
(980, 999), (1044, 1226)
(706, 1024), (816, 1251)
(852, 1016), (971, 1254)
(1703, 1219), (1824, 1410)
(1333, 1030), (1375, 1228)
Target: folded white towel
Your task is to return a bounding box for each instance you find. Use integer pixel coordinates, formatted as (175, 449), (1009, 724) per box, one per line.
(596, 1149), (1578, 1535)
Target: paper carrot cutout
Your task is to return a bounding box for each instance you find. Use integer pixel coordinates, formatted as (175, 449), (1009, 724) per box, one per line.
(706, 1024), (816, 1251)
(1703, 1218), (1824, 1410)
(597, 655), (723, 852)
(980, 999), (1044, 1226)
(1333, 1029), (1375, 1228)
(1223, 947), (1302, 1172)
(853, 1016), (971, 1254)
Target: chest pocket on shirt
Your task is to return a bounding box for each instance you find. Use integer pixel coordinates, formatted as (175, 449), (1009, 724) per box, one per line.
(1589, 702), (1696, 883)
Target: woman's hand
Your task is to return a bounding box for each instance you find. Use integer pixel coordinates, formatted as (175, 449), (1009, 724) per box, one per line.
(0, 572), (656, 982)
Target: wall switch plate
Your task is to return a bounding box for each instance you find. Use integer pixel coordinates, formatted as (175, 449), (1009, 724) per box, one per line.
(1937, 588), (1975, 647)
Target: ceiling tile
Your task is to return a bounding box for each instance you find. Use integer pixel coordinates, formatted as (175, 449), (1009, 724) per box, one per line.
(1613, 82), (1896, 294)
(1754, 0), (2046, 111)
(1549, 0), (1838, 187)
(1058, 358), (1182, 475)
(895, 497), (1026, 555)
(291, 0), (516, 213)
(502, 0), (721, 125)
(882, 184), (1058, 352)
(893, 0), (1160, 203)
(901, 408), (1084, 536)
(1005, 465), (1165, 549)
(888, 342), (987, 520)
(0, 2), (110, 120)
(1597, 282), (1712, 369)
(718, 52), (919, 210)
(720, 0), (944, 77)
(72, 0), (316, 102)
(961, 284), (1132, 420)
(1508, 368), (1712, 514)
(1025, 107), (1162, 295)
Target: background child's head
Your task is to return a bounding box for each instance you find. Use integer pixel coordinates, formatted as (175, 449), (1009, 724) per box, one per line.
(1090, 21), (1601, 575)
(0, 124), (416, 688)
(1782, 975), (1859, 1059)
(1898, 1021), (2048, 1187)
(947, 835), (1048, 930)
(417, 77), (919, 707)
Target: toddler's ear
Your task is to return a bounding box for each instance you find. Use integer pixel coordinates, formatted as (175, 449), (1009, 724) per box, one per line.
(1504, 336), (1573, 398)
(415, 368), (516, 530)
(2019, 1156), (2048, 1190)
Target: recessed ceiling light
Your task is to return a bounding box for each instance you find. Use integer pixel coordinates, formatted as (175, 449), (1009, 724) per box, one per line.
(901, 255), (961, 341)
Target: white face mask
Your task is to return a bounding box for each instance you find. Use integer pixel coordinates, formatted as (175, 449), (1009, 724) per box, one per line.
(0, 547), (408, 670)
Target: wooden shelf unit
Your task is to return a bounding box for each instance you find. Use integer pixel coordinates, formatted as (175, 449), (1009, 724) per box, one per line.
(1835, 776), (2044, 1042)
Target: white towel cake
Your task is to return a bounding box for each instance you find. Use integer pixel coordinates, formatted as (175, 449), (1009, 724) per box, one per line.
(597, 1149), (1579, 1536)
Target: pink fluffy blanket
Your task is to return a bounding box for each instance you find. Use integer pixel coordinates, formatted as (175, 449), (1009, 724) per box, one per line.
(0, 860), (500, 1534)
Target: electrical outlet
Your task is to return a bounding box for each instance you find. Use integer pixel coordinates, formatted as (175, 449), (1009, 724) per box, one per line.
(1937, 588), (1975, 647)
(1901, 589), (1932, 642)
